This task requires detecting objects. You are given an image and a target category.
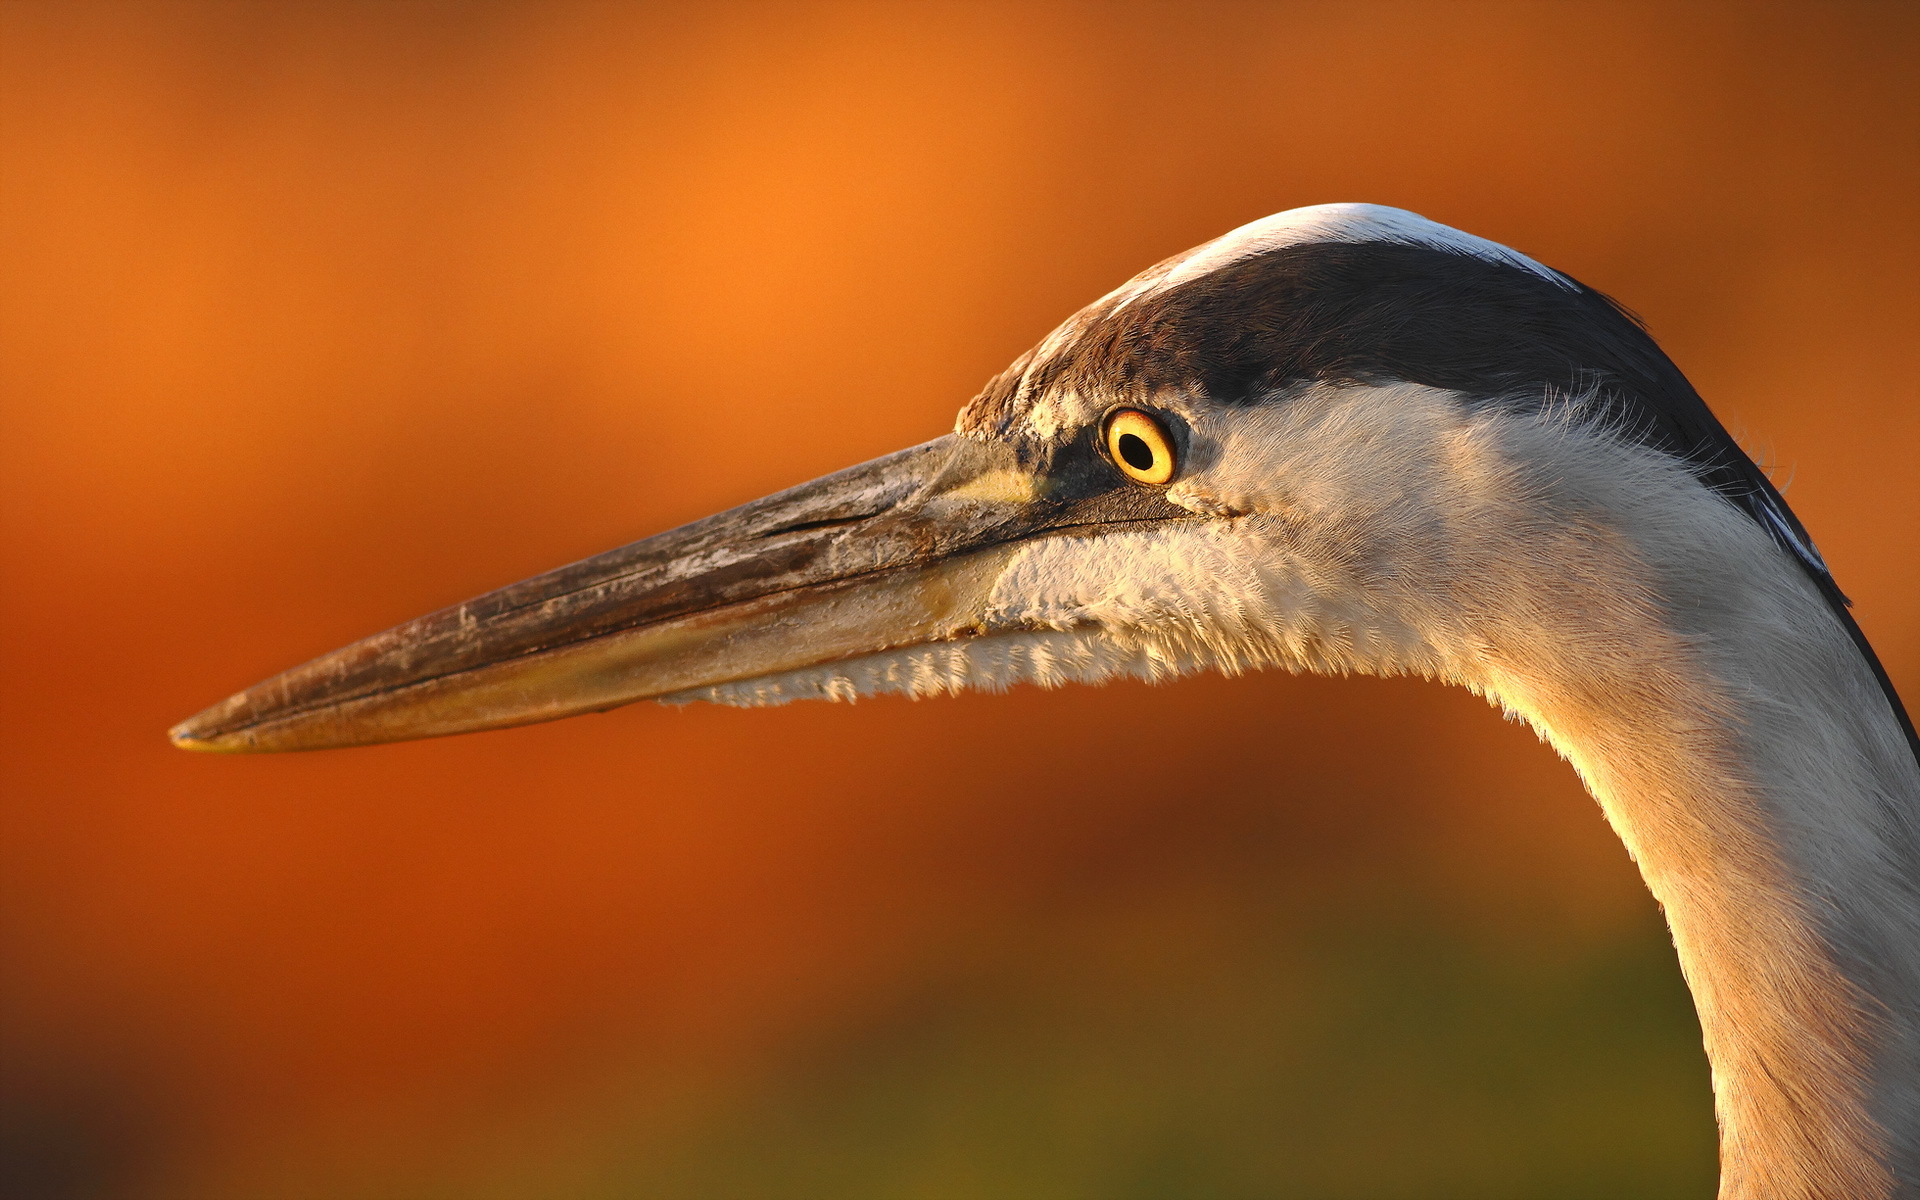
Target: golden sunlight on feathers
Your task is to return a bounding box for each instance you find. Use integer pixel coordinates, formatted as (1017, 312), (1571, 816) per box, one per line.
(7, 6), (1916, 1200)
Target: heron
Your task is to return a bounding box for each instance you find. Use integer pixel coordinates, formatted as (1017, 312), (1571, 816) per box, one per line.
(171, 204), (1920, 1198)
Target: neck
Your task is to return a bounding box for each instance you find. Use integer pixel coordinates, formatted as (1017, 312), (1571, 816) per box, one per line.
(989, 381), (1920, 1195)
(1461, 428), (1920, 1199)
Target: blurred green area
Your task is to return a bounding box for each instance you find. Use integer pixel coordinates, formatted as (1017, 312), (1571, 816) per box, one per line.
(254, 876), (1712, 1200)
(609, 920), (1713, 1200)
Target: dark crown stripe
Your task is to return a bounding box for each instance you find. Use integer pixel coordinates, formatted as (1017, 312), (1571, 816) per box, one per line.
(959, 237), (1918, 761)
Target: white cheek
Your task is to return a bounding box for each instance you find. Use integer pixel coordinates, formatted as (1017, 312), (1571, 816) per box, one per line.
(986, 523), (1277, 637)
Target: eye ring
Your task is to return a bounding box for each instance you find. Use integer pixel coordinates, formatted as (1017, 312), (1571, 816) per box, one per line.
(1103, 409), (1178, 486)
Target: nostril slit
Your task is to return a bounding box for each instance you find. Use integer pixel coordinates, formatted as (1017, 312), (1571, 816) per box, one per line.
(758, 511), (887, 538)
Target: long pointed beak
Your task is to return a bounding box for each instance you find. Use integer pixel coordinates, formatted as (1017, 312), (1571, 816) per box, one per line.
(170, 433), (1190, 752)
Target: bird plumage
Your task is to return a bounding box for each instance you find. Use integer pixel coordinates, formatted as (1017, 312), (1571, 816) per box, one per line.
(172, 205), (1920, 1198)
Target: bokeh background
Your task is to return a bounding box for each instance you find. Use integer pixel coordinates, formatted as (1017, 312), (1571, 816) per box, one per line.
(3, 3), (1916, 1197)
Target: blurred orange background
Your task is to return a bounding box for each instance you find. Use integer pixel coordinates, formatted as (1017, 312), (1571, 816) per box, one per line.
(3, 3), (1915, 1197)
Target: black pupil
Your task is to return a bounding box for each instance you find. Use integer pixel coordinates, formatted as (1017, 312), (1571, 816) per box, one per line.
(1117, 432), (1156, 471)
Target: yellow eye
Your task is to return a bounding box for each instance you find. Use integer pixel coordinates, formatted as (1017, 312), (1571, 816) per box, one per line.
(1103, 409), (1178, 485)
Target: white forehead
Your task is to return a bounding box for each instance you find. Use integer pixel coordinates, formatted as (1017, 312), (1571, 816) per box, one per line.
(1132, 203), (1571, 299)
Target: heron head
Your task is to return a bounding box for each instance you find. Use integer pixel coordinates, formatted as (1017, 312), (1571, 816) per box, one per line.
(170, 204), (1822, 752)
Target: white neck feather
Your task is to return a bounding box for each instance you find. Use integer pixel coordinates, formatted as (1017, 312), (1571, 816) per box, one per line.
(1395, 395), (1920, 1199)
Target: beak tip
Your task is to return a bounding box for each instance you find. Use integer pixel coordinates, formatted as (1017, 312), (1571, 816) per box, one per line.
(168, 724), (212, 752)
(169, 711), (244, 754)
